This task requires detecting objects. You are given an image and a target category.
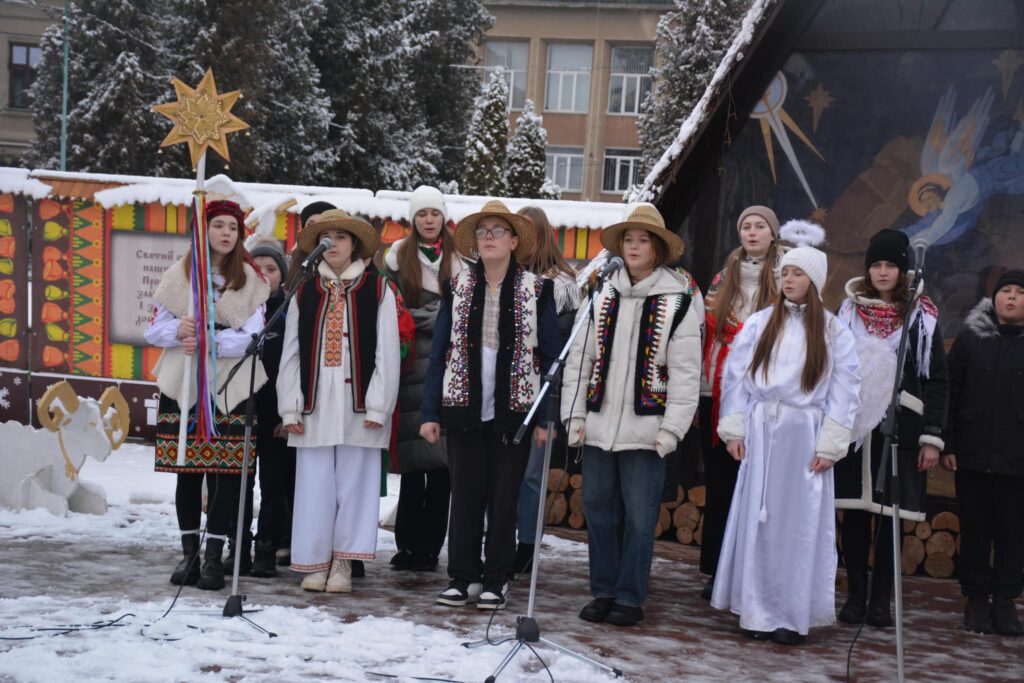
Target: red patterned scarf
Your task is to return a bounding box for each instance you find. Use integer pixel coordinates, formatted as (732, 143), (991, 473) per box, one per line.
(856, 302), (902, 338)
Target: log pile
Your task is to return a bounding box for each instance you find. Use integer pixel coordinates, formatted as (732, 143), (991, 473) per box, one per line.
(543, 469), (964, 580)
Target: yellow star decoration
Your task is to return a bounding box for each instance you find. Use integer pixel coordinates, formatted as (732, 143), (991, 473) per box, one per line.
(993, 50), (1023, 99)
(152, 68), (249, 168)
(804, 83), (835, 135)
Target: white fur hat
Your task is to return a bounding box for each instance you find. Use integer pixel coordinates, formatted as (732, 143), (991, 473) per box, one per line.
(779, 219), (827, 297)
(408, 185), (448, 223)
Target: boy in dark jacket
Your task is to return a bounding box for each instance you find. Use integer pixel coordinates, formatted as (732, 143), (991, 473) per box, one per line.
(942, 269), (1024, 636)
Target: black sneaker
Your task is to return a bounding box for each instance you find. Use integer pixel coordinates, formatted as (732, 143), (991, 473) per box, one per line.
(579, 597), (615, 622)
(477, 583), (509, 611)
(436, 580), (482, 607)
(992, 597), (1023, 637)
(771, 628), (805, 645)
(605, 602), (643, 626)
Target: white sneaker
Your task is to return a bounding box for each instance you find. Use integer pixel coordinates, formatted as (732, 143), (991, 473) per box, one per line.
(436, 581), (483, 606)
(300, 570), (328, 592)
(477, 583), (509, 610)
(326, 558), (353, 593)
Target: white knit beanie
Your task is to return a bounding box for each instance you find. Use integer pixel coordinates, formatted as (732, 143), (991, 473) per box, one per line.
(408, 185), (448, 223)
(779, 219), (827, 297)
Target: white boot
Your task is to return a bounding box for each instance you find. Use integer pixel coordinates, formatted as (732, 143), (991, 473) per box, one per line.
(326, 558), (352, 593)
(300, 570), (328, 592)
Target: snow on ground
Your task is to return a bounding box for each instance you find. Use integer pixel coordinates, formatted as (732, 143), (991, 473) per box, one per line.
(0, 444), (1020, 682)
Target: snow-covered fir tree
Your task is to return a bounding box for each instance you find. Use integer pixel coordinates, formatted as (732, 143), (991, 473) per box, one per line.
(164, 0), (336, 183)
(462, 68), (510, 196)
(636, 0), (749, 176)
(407, 1), (493, 184)
(309, 0), (444, 191)
(24, 0), (167, 174)
(503, 101), (559, 200)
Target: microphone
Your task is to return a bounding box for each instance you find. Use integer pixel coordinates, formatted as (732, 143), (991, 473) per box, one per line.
(301, 237), (333, 271)
(911, 238), (928, 276)
(596, 256), (624, 280)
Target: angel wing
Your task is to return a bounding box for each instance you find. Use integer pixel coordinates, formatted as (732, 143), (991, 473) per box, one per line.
(920, 86), (956, 176)
(937, 87), (994, 183)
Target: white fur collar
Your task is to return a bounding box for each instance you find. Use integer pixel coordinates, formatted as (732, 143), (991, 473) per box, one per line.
(154, 259), (269, 329)
(965, 298), (1024, 338)
(318, 258), (365, 284)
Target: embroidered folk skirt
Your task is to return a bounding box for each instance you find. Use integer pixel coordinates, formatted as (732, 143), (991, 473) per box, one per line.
(154, 394), (255, 474)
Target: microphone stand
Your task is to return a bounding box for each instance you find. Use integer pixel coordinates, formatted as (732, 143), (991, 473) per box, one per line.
(461, 273), (623, 682)
(872, 263), (925, 683)
(216, 258), (319, 635)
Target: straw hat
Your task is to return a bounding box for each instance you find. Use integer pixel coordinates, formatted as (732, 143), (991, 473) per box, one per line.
(454, 199), (536, 260)
(298, 208), (380, 259)
(600, 202), (685, 263)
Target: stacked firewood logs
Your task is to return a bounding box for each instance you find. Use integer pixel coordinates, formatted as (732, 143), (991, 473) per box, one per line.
(544, 469), (962, 579)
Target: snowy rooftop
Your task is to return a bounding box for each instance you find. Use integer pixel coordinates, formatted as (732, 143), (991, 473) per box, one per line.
(7, 167), (629, 231)
(632, 0), (776, 203)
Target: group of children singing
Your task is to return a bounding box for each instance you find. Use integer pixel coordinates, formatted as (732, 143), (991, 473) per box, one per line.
(147, 192), (1024, 642)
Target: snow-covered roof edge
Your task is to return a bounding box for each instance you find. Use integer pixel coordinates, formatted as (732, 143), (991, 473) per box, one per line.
(0, 167), (52, 200)
(630, 0), (778, 204)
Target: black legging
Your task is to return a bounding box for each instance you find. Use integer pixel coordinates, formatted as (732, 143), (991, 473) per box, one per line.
(840, 509), (898, 574)
(698, 397), (740, 576)
(175, 472), (237, 536)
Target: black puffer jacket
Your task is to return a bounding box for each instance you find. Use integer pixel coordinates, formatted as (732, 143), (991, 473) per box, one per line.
(944, 298), (1024, 475)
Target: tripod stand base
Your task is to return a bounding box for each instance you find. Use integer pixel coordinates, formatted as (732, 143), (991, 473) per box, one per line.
(463, 616), (622, 680)
(222, 593), (245, 617)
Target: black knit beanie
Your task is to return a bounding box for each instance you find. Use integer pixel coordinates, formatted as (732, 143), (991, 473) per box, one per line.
(864, 229), (910, 273)
(300, 201), (336, 228)
(993, 268), (1024, 307)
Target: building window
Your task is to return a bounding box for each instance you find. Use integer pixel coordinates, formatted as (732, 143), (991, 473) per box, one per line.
(546, 146), (585, 192)
(8, 43), (42, 109)
(608, 46), (653, 115)
(603, 149), (644, 193)
(484, 41), (528, 110)
(545, 43), (592, 113)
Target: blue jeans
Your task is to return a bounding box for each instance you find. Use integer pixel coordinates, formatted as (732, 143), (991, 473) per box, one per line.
(582, 445), (666, 607)
(517, 440), (546, 544)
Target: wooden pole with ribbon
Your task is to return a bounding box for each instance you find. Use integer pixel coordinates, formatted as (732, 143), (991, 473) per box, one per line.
(152, 69), (249, 465)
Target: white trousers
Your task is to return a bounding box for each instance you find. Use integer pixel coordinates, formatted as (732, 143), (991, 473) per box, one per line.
(291, 444), (381, 573)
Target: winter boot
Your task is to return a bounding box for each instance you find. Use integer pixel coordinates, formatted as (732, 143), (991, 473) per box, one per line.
(964, 596), (993, 634)
(223, 534), (252, 576)
(390, 549), (414, 571)
(838, 569), (868, 624)
(196, 538), (226, 590)
(326, 558), (353, 593)
(276, 546), (291, 566)
(410, 554), (439, 572)
(865, 570), (894, 628)
(301, 570), (328, 592)
(250, 540), (278, 578)
(169, 533), (201, 586)
(992, 596), (1023, 637)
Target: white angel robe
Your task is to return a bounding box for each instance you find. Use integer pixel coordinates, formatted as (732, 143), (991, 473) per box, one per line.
(711, 301), (861, 635)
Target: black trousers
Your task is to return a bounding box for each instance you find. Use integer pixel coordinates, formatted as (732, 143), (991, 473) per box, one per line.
(698, 397), (740, 576)
(840, 510), (898, 575)
(395, 468), (451, 559)
(956, 468), (1024, 600)
(176, 472), (235, 536)
(446, 422), (530, 587)
(226, 430), (296, 549)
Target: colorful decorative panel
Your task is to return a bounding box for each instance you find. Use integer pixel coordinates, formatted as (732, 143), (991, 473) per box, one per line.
(0, 193), (29, 370)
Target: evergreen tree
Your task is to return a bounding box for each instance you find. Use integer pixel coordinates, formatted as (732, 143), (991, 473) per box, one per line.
(24, 0), (167, 174)
(407, 0), (493, 184)
(461, 68), (509, 196)
(636, 0), (749, 176)
(166, 0), (336, 183)
(503, 100), (559, 199)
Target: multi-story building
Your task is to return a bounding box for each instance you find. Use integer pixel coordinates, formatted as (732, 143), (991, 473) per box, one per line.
(481, 1), (672, 201)
(0, 0), (59, 166)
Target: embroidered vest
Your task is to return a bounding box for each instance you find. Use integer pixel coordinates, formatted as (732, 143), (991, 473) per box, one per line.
(296, 270), (383, 415)
(586, 282), (692, 416)
(440, 262), (546, 433)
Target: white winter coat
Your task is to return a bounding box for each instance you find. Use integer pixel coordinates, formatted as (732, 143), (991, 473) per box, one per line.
(561, 266), (703, 455)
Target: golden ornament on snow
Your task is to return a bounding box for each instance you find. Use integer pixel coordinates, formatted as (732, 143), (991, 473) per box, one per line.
(152, 68), (250, 168)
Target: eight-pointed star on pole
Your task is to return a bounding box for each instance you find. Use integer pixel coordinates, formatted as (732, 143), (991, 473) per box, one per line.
(152, 68), (249, 168)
